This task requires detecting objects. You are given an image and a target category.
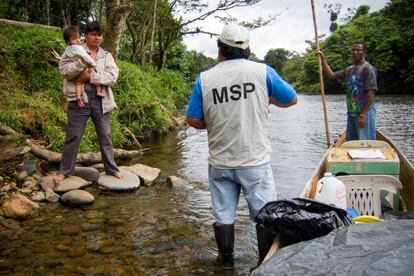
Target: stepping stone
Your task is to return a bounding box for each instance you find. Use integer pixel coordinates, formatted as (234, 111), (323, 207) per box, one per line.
(54, 176), (91, 193)
(38, 175), (55, 191)
(74, 167), (100, 182)
(166, 176), (187, 188)
(121, 164), (161, 186)
(97, 169), (140, 191)
(61, 190), (94, 205)
(45, 188), (60, 203)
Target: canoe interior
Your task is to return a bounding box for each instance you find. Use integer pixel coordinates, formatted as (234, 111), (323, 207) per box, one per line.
(302, 130), (414, 212)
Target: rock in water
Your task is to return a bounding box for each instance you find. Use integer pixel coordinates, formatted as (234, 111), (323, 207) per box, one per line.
(61, 190), (94, 205)
(0, 194), (39, 219)
(97, 169), (140, 191)
(121, 163), (161, 186)
(54, 176), (91, 193)
(74, 167), (100, 182)
(23, 160), (36, 175)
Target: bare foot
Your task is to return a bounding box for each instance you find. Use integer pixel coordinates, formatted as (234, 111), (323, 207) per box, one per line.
(112, 171), (124, 179)
(53, 174), (65, 183)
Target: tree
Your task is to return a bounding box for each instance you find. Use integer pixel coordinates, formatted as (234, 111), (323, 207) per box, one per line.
(153, 0), (272, 69)
(103, 0), (132, 58)
(344, 5), (370, 22)
(264, 48), (291, 73)
(324, 3), (342, 33)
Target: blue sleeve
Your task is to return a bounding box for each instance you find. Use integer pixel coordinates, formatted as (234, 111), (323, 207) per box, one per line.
(266, 65), (297, 104)
(186, 77), (204, 119)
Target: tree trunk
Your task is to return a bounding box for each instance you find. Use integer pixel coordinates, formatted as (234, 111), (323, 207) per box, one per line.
(0, 18), (61, 32)
(148, 0), (157, 65)
(103, 0), (132, 58)
(0, 123), (144, 165)
(25, 0), (28, 21)
(45, 0), (50, 25)
(25, 139), (143, 165)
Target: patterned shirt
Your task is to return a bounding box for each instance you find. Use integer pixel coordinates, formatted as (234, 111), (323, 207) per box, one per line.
(334, 61), (377, 116)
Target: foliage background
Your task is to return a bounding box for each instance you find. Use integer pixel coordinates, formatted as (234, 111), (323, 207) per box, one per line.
(0, 25), (190, 152)
(0, 0), (413, 153)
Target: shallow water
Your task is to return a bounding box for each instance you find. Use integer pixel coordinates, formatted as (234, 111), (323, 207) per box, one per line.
(1, 94), (413, 275)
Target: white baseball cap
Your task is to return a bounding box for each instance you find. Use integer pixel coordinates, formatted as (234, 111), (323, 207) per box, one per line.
(218, 24), (250, 50)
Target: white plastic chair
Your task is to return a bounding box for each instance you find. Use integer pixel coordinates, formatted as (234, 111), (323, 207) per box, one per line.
(336, 175), (402, 217)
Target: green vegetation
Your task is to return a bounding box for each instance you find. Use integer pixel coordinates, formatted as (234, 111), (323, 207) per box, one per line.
(280, 0), (414, 95)
(0, 25), (190, 152)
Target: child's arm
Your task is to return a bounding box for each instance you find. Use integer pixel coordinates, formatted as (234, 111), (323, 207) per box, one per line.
(90, 53), (118, 87)
(71, 45), (96, 67)
(59, 49), (88, 80)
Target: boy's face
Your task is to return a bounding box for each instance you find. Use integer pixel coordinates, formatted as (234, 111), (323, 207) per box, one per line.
(68, 33), (81, 46)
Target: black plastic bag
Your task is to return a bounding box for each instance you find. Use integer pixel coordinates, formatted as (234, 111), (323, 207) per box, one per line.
(255, 198), (354, 247)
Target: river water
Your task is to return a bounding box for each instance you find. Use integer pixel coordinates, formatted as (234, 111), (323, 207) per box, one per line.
(1, 94), (413, 275)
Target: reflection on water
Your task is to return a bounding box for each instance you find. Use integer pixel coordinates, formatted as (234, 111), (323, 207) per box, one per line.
(1, 95), (413, 275)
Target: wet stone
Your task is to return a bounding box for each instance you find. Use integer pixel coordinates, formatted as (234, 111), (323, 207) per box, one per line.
(31, 191), (45, 202)
(74, 167), (100, 182)
(121, 163), (161, 186)
(84, 211), (104, 219)
(45, 188), (59, 203)
(17, 171), (28, 181)
(17, 187), (32, 194)
(86, 266), (105, 275)
(54, 176), (91, 193)
(80, 222), (91, 232)
(98, 168), (140, 191)
(15, 248), (31, 258)
(86, 223), (103, 232)
(59, 238), (73, 246)
(62, 225), (81, 235)
(0, 259), (14, 271)
(60, 190), (94, 205)
(0, 218), (21, 230)
(100, 246), (114, 254)
(35, 226), (52, 233)
(43, 259), (62, 268)
(38, 176), (55, 191)
(22, 180), (36, 189)
(67, 247), (87, 258)
(166, 175), (187, 187)
(89, 218), (105, 224)
(0, 248), (14, 256)
(56, 244), (70, 251)
(106, 218), (126, 226)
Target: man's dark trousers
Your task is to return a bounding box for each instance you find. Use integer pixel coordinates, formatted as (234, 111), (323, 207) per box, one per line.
(59, 87), (118, 176)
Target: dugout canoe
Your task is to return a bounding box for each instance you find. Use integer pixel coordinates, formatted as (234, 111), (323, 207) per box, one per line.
(254, 130), (414, 272)
(300, 129), (414, 212)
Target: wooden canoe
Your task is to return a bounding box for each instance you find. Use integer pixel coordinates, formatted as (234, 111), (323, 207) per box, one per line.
(259, 130), (414, 267)
(300, 130), (414, 212)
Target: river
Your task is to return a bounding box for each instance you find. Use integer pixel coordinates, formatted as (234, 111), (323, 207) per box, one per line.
(1, 94), (413, 275)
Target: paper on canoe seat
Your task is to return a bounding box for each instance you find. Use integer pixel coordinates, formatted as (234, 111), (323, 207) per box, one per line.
(348, 149), (386, 160)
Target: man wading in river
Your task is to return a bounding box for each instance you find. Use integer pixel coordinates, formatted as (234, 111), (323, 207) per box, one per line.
(186, 24), (297, 269)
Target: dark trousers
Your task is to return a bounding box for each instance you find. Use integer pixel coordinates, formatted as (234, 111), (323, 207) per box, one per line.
(59, 88), (118, 176)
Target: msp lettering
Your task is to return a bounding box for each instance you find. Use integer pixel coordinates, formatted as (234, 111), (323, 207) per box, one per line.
(212, 83), (255, 104)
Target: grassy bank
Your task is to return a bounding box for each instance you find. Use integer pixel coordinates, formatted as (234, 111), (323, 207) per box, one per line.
(0, 25), (190, 152)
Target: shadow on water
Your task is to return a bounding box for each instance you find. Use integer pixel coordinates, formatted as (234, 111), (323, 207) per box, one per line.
(1, 94), (413, 275)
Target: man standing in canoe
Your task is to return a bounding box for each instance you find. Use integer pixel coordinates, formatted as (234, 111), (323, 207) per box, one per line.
(186, 24), (297, 269)
(316, 42), (378, 141)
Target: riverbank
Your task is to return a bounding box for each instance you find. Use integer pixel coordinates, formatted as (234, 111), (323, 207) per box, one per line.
(0, 24), (190, 154)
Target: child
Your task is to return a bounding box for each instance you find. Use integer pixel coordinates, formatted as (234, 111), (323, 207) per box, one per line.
(62, 26), (104, 106)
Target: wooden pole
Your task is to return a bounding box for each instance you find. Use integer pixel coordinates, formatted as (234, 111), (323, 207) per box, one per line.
(311, 0), (331, 147)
